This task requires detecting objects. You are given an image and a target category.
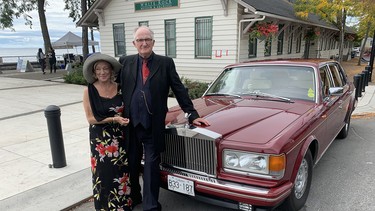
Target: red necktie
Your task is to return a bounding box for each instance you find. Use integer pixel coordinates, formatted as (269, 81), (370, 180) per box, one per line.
(142, 59), (150, 84)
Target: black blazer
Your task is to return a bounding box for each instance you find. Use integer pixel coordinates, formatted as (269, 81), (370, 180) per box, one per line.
(118, 53), (199, 152)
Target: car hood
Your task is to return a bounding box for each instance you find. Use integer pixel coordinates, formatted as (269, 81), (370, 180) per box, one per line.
(166, 97), (315, 145)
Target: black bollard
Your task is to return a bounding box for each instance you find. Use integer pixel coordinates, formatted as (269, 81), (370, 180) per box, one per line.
(353, 75), (361, 100)
(363, 70), (369, 86)
(359, 72), (366, 93)
(44, 105), (66, 168)
(365, 65), (372, 82)
(357, 74), (363, 97)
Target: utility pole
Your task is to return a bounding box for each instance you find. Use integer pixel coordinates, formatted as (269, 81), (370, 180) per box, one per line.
(369, 30), (375, 82)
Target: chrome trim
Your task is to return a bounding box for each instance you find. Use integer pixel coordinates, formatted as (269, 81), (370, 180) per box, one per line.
(161, 166), (292, 203)
(161, 166), (268, 194)
(165, 124), (222, 140)
(197, 185), (291, 203)
(162, 125), (220, 176)
(223, 168), (283, 180)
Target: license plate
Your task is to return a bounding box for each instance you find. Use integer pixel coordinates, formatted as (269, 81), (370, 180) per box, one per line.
(167, 175), (195, 196)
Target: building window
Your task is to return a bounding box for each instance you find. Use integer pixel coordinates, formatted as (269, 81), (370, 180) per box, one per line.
(296, 30), (302, 53)
(277, 24), (284, 55)
(324, 38), (328, 50)
(139, 21), (149, 26)
(113, 23), (126, 57)
(264, 38), (272, 56)
(319, 36), (323, 51)
(165, 19), (176, 58)
(195, 17), (212, 58)
(248, 36), (257, 58)
(288, 26), (293, 54)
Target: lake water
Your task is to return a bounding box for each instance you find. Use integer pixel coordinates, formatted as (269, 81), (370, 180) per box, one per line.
(0, 47), (100, 63)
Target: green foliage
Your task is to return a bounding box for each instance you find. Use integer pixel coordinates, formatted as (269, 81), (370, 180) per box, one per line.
(168, 77), (209, 100)
(0, 0), (38, 30)
(63, 65), (88, 85)
(64, 0), (96, 22)
(294, 0), (359, 27)
(355, 0), (375, 40)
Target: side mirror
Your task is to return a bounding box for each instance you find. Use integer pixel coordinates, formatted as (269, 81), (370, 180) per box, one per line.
(329, 87), (344, 96)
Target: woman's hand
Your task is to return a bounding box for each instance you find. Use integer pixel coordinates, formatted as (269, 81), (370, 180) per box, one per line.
(114, 116), (130, 126)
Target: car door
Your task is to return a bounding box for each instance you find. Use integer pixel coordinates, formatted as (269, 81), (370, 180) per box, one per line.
(317, 65), (339, 154)
(326, 62), (350, 138)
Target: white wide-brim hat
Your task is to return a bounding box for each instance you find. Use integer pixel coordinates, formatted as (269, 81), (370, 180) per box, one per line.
(83, 53), (122, 84)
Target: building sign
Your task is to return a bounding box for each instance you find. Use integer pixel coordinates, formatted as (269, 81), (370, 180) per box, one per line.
(135, 0), (179, 11)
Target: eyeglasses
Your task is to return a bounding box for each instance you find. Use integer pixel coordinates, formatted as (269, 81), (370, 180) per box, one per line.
(135, 38), (153, 43)
(95, 67), (111, 73)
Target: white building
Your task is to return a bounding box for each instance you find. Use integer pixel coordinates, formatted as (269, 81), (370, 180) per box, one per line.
(362, 37), (373, 53)
(78, 0), (355, 82)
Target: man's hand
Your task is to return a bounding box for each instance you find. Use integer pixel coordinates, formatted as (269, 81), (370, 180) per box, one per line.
(192, 117), (210, 126)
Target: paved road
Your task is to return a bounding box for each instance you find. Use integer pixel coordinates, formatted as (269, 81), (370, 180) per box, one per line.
(71, 117), (375, 211)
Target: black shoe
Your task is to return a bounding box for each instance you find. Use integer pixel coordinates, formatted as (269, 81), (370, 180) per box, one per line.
(131, 191), (142, 209)
(131, 198), (142, 209)
(43, 72), (46, 74)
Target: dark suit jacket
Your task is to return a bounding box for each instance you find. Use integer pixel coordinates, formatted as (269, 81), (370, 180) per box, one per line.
(118, 53), (199, 152)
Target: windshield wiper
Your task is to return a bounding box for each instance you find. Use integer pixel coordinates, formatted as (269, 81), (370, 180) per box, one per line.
(205, 93), (242, 99)
(246, 91), (293, 103)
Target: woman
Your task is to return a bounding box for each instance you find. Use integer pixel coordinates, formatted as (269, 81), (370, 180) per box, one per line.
(36, 48), (46, 74)
(48, 47), (57, 73)
(82, 53), (132, 210)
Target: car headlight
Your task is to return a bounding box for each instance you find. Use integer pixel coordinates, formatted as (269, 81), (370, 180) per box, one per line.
(223, 150), (285, 179)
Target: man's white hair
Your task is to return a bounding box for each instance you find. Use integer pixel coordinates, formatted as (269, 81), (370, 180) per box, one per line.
(133, 26), (154, 40)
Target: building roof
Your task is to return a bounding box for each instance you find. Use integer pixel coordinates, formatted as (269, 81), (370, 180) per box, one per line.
(77, 0), (353, 34)
(76, 0), (111, 27)
(241, 0), (337, 30)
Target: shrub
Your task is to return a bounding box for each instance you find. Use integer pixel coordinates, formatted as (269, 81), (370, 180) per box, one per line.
(63, 65), (88, 85)
(169, 77), (209, 99)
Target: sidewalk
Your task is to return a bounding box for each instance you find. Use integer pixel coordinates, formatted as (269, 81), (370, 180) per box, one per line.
(0, 71), (92, 211)
(352, 85), (375, 117)
(0, 66), (374, 211)
(0, 69), (178, 211)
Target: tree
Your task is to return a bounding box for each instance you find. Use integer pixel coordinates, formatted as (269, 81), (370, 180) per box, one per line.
(294, 0), (360, 62)
(0, 0), (52, 55)
(64, 0), (96, 61)
(354, 0), (375, 65)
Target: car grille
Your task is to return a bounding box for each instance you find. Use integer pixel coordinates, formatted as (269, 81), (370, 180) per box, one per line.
(161, 133), (217, 176)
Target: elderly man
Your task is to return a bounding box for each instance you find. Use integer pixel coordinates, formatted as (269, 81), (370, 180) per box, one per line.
(117, 26), (209, 211)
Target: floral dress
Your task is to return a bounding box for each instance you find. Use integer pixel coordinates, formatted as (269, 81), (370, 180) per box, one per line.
(88, 84), (132, 210)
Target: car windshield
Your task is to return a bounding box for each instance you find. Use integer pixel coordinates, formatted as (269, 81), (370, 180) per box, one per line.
(205, 65), (316, 102)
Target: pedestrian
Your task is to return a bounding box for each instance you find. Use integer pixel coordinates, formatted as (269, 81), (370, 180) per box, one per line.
(36, 48), (46, 74)
(117, 26), (210, 211)
(48, 47), (57, 73)
(82, 53), (133, 211)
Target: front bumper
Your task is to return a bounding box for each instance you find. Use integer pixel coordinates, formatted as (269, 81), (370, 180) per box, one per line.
(160, 166), (293, 210)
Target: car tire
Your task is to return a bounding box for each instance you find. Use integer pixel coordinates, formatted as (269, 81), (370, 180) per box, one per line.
(337, 117), (350, 139)
(280, 150), (313, 211)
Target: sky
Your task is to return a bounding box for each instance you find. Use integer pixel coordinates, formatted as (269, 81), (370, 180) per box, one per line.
(0, 0), (100, 49)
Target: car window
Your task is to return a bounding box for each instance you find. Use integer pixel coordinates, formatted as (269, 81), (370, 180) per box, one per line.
(328, 63), (344, 87)
(209, 68), (240, 93)
(335, 63), (347, 85)
(319, 66), (331, 98)
(206, 65), (316, 101)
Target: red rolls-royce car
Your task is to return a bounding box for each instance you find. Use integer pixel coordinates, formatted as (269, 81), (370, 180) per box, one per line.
(161, 59), (357, 211)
